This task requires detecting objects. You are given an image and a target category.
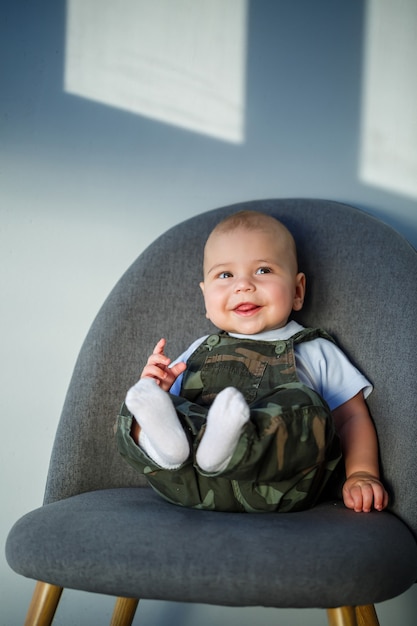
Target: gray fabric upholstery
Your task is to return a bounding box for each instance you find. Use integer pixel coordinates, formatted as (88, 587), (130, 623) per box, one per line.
(6, 199), (417, 609)
(6, 489), (417, 607)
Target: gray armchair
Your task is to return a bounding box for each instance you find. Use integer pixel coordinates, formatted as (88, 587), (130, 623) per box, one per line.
(6, 200), (417, 626)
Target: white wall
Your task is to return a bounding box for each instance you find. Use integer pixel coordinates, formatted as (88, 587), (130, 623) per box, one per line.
(1, 1), (416, 624)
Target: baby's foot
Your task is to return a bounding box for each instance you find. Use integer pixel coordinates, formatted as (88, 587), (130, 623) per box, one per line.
(196, 387), (250, 473)
(125, 378), (189, 468)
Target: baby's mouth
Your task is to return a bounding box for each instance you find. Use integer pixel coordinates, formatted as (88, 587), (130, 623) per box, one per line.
(233, 302), (261, 315)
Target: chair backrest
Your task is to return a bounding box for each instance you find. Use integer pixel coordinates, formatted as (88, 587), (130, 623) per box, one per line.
(44, 199), (417, 539)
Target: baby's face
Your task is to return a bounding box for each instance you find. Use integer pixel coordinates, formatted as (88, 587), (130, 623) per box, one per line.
(200, 227), (305, 335)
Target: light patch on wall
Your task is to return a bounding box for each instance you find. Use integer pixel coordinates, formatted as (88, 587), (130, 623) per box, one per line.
(64, 0), (248, 143)
(359, 0), (417, 199)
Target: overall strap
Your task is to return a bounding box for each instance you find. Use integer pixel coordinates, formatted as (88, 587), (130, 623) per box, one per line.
(195, 328), (335, 355)
(290, 327), (336, 346)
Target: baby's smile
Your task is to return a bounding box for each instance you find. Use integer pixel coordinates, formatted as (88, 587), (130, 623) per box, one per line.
(233, 302), (262, 316)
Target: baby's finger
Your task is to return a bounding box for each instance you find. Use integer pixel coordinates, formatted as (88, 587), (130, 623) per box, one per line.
(342, 488), (355, 510)
(141, 363), (168, 382)
(153, 338), (166, 355)
(169, 361), (187, 380)
(372, 484), (389, 511)
(360, 483), (374, 513)
(349, 485), (364, 513)
(147, 352), (170, 367)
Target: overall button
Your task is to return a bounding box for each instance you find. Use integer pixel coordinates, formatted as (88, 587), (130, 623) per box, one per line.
(206, 335), (221, 348)
(275, 341), (287, 355)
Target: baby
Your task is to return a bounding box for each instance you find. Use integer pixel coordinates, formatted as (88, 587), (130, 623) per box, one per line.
(116, 210), (388, 513)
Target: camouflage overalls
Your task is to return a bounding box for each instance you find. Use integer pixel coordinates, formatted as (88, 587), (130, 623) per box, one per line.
(116, 328), (342, 512)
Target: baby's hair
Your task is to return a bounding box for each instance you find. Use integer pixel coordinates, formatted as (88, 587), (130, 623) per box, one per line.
(211, 210), (285, 235)
(207, 210), (299, 271)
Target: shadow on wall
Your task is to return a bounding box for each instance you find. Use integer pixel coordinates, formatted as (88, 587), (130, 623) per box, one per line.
(2, 0), (416, 248)
(63, 0), (417, 201)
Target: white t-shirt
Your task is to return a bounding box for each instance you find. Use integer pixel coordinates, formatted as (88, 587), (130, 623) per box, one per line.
(169, 320), (372, 411)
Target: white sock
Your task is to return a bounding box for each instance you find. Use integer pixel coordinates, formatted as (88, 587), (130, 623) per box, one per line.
(125, 378), (189, 469)
(196, 387), (250, 473)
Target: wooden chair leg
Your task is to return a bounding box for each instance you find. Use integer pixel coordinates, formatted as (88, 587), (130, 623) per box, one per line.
(355, 604), (380, 626)
(327, 606), (358, 626)
(110, 597), (140, 626)
(24, 581), (63, 626)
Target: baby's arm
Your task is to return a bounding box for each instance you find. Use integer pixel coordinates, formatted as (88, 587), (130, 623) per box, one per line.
(332, 392), (389, 513)
(141, 338), (186, 391)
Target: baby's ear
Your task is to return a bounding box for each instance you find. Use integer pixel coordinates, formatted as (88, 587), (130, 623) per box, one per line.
(293, 272), (306, 311)
(199, 282), (210, 318)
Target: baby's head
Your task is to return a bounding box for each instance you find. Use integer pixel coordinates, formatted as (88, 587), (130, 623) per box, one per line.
(200, 210), (305, 335)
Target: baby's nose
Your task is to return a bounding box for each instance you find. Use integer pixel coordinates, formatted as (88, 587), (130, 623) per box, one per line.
(234, 277), (255, 292)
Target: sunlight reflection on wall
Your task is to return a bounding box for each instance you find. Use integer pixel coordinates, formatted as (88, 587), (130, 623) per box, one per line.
(360, 0), (417, 200)
(64, 0), (248, 143)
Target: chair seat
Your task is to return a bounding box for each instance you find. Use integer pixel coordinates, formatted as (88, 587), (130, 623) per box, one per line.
(6, 487), (417, 608)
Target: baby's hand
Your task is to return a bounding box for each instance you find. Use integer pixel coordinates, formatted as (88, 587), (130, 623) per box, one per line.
(141, 338), (186, 392)
(343, 472), (389, 513)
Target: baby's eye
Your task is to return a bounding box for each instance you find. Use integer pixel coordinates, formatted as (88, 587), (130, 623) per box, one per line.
(218, 271), (233, 279)
(256, 267), (272, 275)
